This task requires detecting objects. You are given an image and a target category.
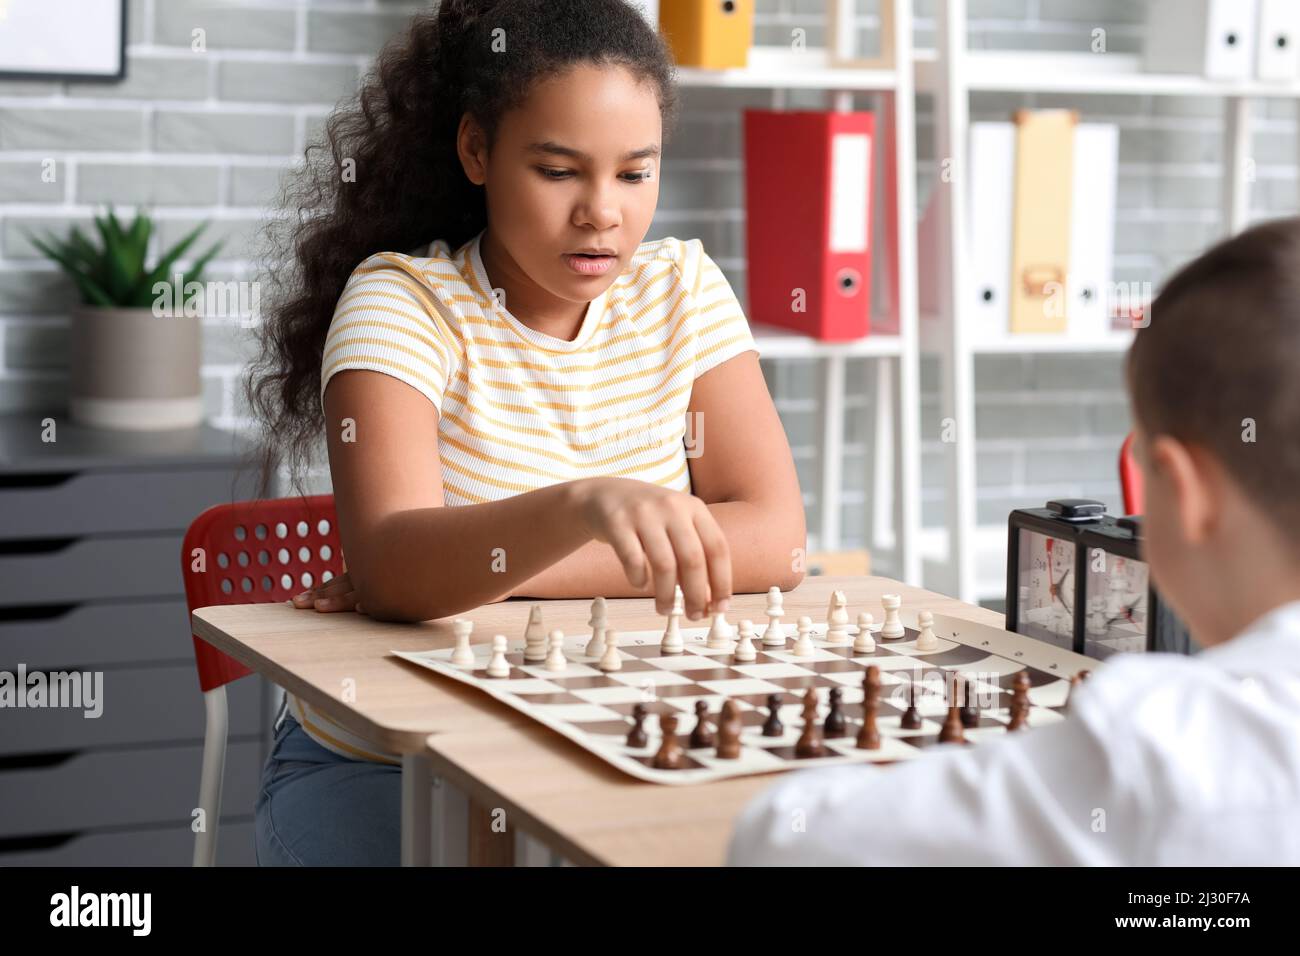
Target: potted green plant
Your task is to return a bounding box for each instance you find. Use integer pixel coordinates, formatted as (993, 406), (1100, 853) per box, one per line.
(28, 208), (223, 430)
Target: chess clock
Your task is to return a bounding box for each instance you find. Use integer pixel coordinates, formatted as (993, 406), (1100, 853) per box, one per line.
(1006, 499), (1195, 660)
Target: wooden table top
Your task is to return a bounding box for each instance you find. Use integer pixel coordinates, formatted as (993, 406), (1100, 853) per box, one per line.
(420, 575), (1006, 866)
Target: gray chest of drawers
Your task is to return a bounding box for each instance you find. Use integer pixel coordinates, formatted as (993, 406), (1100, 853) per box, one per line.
(0, 414), (269, 865)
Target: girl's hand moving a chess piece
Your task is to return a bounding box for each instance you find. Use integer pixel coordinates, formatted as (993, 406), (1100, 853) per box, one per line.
(292, 571), (363, 614)
(573, 476), (732, 621)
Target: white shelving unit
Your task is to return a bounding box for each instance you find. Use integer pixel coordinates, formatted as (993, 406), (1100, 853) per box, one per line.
(672, 6), (923, 586)
(923, 0), (1277, 602)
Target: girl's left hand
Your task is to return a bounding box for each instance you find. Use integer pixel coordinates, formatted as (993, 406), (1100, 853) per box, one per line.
(291, 571), (364, 614)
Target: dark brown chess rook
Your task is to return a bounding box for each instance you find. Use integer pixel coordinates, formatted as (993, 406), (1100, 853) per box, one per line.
(856, 665), (882, 750)
(795, 688), (826, 758)
(626, 702), (648, 748)
(762, 693), (784, 737)
(1007, 669), (1032, 732)
(652, 713), (685, 768)
(900, 678), (923, 730)
(689, 700), (715, 749)
(823, 686), (847, 738)
(959, 674), (980, 728)
(716, 699), (743, 759)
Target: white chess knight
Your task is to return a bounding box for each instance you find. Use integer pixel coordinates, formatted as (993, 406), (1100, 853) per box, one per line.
(524, 604), (547, 662)
(792, 615), (815, 657)
(705, 611), (735, 650)
(598, 628), (622, 672)
(585, 596), (608, 657)
(762, 586), (786, 647)
(451, 617), (475, 666)
(854, 612), (876, 653)
(880, 593), (905, 640)
(825, 590), (850, 643)
(485, 634), (510, 678)
(734, 619), (758, 662)
(661, 585), (685, 654)
(915, 610), (939, 651)
(544, 629), (568, 671)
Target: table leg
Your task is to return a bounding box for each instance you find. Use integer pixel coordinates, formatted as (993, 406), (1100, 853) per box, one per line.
(401, 753), (431, 866)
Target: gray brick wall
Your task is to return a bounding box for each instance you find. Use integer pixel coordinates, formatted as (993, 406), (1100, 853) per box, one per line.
(0, 0), (1293, 552)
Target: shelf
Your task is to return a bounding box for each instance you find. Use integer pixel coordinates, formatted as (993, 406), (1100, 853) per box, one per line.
(676, 46), (897, 92)
(918, 316), (1135, 355)
(752, 324), (904, 359)
(915, 50), (1300, 98)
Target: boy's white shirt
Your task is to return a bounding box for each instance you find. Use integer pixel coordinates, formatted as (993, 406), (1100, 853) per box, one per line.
(727, 600), (1300, 866)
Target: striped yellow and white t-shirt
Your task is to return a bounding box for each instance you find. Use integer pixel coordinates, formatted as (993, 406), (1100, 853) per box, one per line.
(288, 229), (760, 763)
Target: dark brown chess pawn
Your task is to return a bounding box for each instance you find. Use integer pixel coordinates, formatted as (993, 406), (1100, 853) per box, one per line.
(795, 688), (826, 758)
(823, 686), (847, 738)
(762, 693), (784, 737)
(959, 674), (980, 728)
(856, 665), (882, 750)
(626, 702), (648, 748)
(899, 678), (923, 730)
(652, 713), (684, 768)
(1007, 670), (1032, 731)
(689, 700), (715, 749)
(716, 699), (743, 759)
(938, 702), (966, 743)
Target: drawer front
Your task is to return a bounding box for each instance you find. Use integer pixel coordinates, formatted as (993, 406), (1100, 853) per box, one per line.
(0, 535), (182, 606)
(0, 819), (256, 866)
(0, 468), (253, 541)
(0, 599), (192, 670)
(0, 667), (265, 756)
(0, 738), (263, 839)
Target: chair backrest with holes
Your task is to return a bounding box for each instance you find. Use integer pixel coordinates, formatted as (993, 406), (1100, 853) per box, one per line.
(181, 495), (344, 692)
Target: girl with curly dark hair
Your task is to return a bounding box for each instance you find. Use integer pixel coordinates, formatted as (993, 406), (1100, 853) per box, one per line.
(245, 0), (805, 864)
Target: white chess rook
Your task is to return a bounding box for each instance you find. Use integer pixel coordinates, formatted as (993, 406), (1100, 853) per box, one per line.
(880, 593), (905, 640)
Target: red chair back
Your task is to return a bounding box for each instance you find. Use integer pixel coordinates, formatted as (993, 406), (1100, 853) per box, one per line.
(1119, 433), (1144, 515)
(181, 495), (343, 692)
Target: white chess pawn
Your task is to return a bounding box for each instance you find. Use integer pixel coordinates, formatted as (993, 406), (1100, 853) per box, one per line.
(523, 604), (547, 662)
(853, 612), (876, 653)
(705, 611), (735, 650)
(585, 596), (607, 657)
(598, 628), (622, 672)
(915, 610), (939, 651)
(826, 590), (850, 643)
(451, 617), (475, 666)
(880, 593), (905, 640)
(544, 629), (567, 671)
(792, 615), (815, 657)
(734, 620), (758, 662)
(761, 586), (786, 647)
(485, 634), (510, 678)
(661, 585), (684, 654)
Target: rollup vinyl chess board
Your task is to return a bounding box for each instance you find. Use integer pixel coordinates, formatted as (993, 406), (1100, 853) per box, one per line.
(394, 606), (1097, 785)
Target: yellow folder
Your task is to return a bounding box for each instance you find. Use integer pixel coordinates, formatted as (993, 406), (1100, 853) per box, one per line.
(1009, 109), (1076, 334)
(659, 0), (753, 70)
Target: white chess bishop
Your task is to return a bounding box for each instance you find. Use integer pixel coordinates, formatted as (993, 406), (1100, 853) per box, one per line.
(661, 585), (685, 654)
(585, 596), (608, 657)
(762, 586), (786, 647)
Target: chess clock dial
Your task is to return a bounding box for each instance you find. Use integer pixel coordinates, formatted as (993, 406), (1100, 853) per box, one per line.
(1014, 529), (1076, 649)
(1082, 550), (1149, 660)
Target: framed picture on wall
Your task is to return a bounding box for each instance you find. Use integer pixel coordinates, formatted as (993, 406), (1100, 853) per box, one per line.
(0, 0), (127, 82)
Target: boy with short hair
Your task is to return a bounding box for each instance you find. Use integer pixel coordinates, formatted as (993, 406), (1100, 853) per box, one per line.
(728, 217), (1300, 866)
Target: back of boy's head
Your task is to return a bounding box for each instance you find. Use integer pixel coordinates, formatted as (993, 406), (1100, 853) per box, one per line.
(1126, 216), (1300, 536)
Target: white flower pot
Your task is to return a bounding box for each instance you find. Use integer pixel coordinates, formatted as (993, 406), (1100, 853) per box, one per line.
(68, 306), (204, 430)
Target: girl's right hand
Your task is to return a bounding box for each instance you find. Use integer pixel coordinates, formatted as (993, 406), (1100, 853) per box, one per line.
(572, 477), (732, 621)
